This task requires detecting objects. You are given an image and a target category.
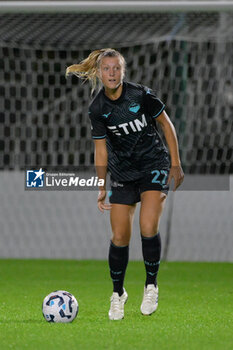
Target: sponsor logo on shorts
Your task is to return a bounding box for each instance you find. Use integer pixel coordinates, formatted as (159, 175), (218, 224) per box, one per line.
(111, 181), (124, 188)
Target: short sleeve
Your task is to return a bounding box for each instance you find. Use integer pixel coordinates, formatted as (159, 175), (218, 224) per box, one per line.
(143, 86), (165, 119)
(88, 109), (107, 139)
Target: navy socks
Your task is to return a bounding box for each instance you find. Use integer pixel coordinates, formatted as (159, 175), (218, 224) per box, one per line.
(108, 233), (161, 293)
(141, 232), (161, 287)
(108, 241), (129, 296)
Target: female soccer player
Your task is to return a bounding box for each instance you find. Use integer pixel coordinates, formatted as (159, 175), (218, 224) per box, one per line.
(66, 48), (184, 320)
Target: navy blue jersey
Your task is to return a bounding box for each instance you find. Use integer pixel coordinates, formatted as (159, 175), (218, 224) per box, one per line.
(89, 81), (170, 181)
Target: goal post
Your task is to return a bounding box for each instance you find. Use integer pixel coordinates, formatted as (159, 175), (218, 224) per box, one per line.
(0, 1), (233, 13)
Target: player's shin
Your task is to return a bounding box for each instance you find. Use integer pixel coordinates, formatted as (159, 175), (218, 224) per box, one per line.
(141, 232), (161, 287)
(108, 241), (129, 296)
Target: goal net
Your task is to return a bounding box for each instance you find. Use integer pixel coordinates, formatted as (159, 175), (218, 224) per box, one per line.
(0, 11), (232, 174)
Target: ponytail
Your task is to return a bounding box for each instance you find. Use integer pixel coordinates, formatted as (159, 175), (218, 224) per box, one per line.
(66, 48), (125, 93)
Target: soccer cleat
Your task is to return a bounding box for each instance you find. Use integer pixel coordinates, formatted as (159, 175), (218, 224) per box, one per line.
(140, 284), (159, 316)
(108, 288), (128, 320)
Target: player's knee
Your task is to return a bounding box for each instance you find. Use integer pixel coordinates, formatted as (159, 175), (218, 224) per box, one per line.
(140, 222), (159, 237)
(112, 231), (130, 246)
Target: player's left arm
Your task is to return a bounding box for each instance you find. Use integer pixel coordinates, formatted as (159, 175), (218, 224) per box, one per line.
(156, 111), (184, 191)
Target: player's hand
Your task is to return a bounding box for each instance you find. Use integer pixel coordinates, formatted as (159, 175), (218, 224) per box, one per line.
(167, 165), (184, 191)
(97, 189), (112, 212)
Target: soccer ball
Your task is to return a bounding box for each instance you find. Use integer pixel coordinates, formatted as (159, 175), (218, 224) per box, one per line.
(42, 290), (78, 323)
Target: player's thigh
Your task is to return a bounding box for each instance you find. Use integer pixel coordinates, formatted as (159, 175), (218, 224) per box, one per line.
(110, 203), (137, 245)
(139, 191), (167, 237)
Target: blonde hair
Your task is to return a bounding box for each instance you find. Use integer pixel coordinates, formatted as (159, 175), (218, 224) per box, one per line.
(66, 48), (126, 93)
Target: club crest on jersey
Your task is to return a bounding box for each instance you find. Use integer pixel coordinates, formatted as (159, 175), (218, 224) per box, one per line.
(129, 103), (140, 113)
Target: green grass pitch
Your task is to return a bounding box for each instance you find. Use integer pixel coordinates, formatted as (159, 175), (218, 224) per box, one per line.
(0, 260), (232, 350)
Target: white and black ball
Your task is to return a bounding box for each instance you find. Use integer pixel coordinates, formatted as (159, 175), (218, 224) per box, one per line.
(42, 290), (78, 323)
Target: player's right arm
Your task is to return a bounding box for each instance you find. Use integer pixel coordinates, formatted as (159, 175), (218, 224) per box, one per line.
(94, 139), (112, 212)
(89, 104), (111, 212)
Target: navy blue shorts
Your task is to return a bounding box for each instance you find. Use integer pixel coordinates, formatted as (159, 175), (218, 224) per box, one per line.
(109, 169), (169, 205)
